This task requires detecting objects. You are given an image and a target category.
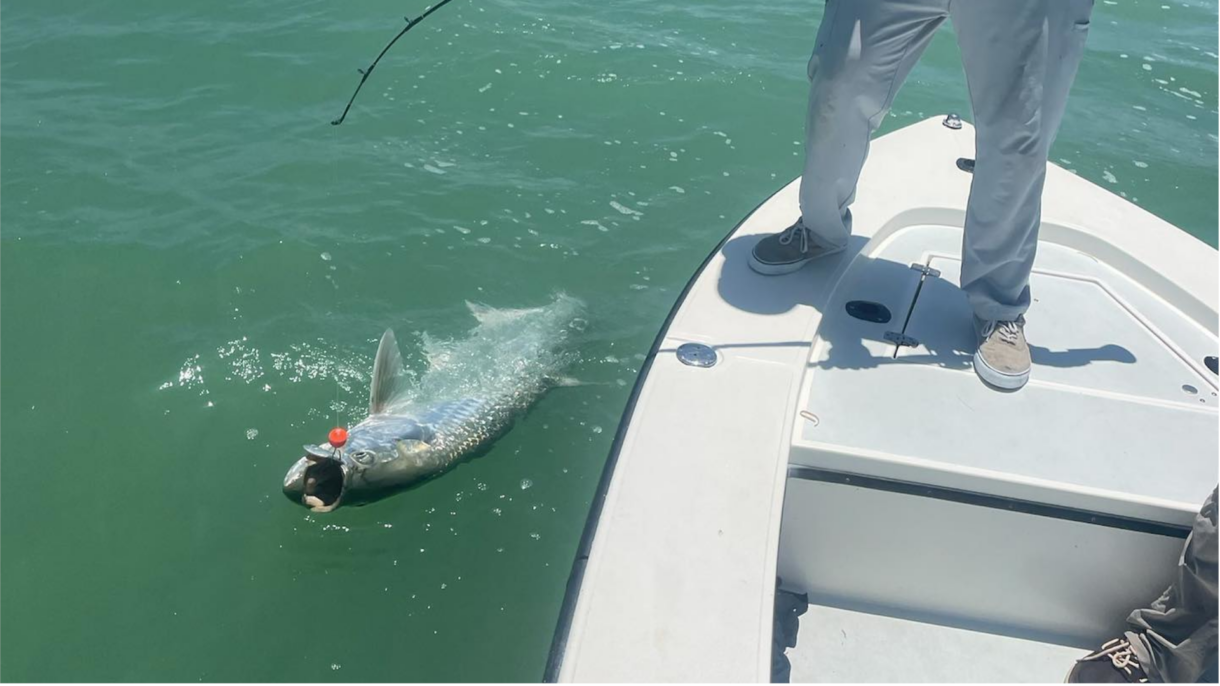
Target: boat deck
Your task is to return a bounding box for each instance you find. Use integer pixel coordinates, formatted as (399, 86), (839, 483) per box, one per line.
(787, 604), (1085, 683)
(793, 221), (1218, 525)
(777, 130), (1216, 674)
(549, 117), (1218, 682)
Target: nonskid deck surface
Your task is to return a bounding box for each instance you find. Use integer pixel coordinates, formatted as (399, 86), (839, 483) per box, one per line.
(785, 603), (1087, 683)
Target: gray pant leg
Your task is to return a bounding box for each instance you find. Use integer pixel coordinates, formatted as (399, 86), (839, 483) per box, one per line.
(949, 0), (1093, 323)
(799, 0), (948, 248)
(1125, 486), (1219, 683)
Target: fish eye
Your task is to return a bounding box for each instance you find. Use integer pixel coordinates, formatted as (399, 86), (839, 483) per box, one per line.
(352, 450), (375, 465)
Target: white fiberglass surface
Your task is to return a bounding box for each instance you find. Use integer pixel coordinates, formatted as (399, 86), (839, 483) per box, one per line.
(785, 603), (1087, 683)
(796, 224), (1218, 511)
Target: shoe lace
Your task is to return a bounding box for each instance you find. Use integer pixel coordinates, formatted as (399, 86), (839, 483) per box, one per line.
(777, 221), (811, 255)
(1081, 639), (1147, 682)
(984, 317), (1025, 346)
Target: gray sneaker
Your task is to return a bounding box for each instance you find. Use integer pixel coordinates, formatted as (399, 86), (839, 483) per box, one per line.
(973, 316), (1031, 390)
(749, 220), (845, 275)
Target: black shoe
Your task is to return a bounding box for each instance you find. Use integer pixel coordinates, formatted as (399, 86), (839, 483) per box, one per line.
(1067, 638), (1149, 683)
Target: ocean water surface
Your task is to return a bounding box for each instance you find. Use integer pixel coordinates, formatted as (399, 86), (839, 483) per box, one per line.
(2, 0), (1216, 680)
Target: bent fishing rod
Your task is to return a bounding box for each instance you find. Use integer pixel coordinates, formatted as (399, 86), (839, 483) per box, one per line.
(331, 0), (461, 126)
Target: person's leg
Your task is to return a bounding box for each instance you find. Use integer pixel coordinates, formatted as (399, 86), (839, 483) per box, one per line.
(949, 0), (1091, 390)
(950, 0), (1093, 323)
(800, 0), (950, 246)
(751, 0), (948, 275)
(1126, 486), (1219, 683)
(1068, 486), (1218, 683)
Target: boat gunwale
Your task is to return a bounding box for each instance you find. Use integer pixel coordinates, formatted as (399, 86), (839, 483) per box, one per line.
(542, 190), (779, 682)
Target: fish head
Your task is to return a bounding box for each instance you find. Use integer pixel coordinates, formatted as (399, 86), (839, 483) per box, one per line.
(282, 419), (433, 512)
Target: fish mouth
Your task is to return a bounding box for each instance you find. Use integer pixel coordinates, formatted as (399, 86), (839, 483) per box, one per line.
(301, 458), (345, 512)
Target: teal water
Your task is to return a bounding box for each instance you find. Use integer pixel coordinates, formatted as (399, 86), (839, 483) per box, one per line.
(2, 0), (1216, 681)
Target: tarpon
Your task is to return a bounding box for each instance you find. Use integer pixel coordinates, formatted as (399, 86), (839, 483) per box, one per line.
(283, 296), (581, 512)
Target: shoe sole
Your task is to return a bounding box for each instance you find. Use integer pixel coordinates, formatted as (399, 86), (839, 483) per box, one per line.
(748, 246), (845, 276)
(973, 350), (1030, 390)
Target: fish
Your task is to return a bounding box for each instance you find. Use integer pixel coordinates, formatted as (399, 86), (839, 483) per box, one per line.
(282, 295), (583, 512)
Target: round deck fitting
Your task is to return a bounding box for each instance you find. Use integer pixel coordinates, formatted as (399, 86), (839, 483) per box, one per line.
(676, 343), (718, 368)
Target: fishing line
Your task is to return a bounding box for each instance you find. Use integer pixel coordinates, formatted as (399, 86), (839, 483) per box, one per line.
(331, 0), (462, 126)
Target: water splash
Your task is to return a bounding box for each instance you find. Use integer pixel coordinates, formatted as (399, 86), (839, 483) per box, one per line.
(158, 295), (583, 431)
(268, 340), (373, 392)
(388, 293), (585, 415)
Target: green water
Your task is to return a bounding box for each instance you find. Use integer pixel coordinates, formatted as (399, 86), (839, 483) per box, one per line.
(2, 0), (1216, 680)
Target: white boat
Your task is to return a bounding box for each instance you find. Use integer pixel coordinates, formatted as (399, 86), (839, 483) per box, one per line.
(546, 116), (1219, 682)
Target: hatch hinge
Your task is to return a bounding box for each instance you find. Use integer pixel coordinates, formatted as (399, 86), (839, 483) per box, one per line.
(909, 263), (941, 279)
(884, 331), (920, 348)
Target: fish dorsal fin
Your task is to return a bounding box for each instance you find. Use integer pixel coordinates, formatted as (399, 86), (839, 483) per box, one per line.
(370, 328), (405, 415)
